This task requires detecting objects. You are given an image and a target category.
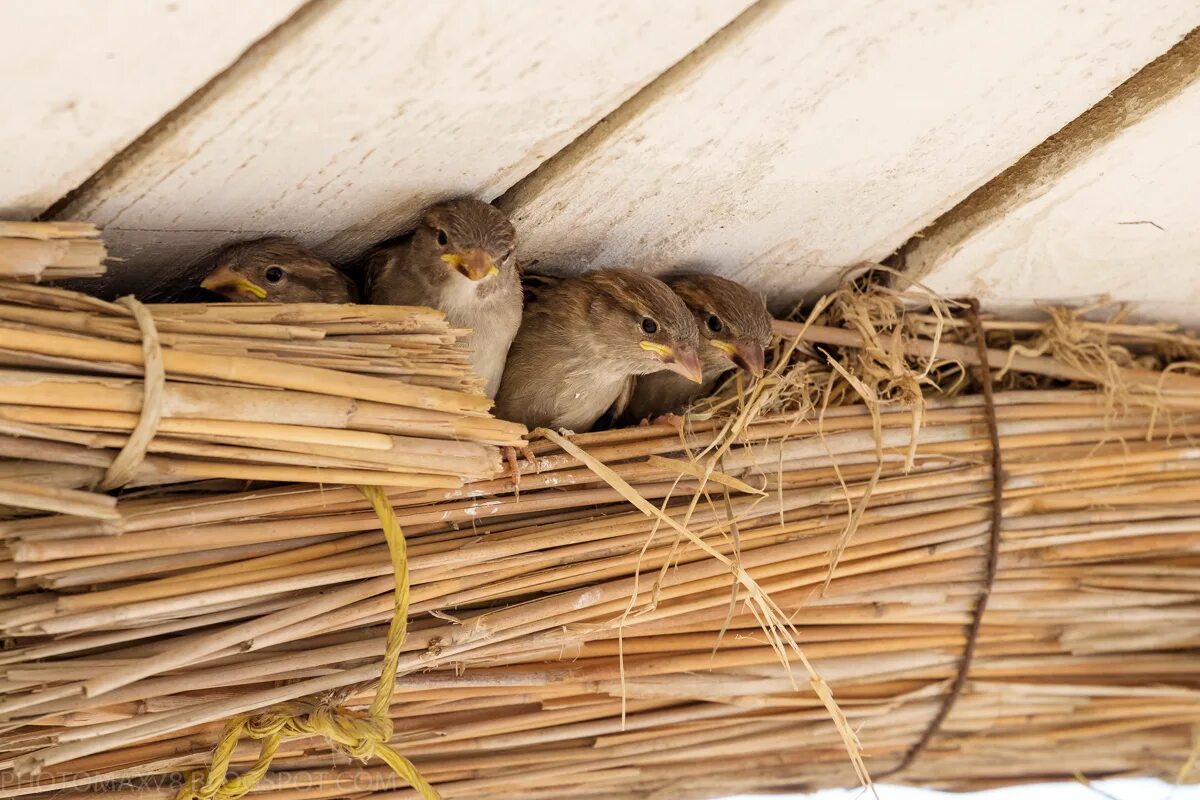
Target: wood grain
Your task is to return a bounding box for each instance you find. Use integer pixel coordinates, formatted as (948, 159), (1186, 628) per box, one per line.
(500, 0), (1200, 308)
(907, 31), (1200, 326)
(54, 0), (753, 298)
(0, 0), (304, 219)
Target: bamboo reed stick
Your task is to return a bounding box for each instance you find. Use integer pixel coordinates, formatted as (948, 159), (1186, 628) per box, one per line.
(1, 282), (1199, 799)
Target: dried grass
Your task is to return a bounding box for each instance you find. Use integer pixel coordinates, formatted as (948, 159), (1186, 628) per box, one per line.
(0, 274), (1198, 799)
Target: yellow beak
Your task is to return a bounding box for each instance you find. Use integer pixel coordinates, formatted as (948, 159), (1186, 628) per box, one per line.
(441, 248), (499, 281)
(711, 340), (737, 358)
(640, 341), (704, 384)
(712, 339), (766, 377)
(201, 265), (268, 300)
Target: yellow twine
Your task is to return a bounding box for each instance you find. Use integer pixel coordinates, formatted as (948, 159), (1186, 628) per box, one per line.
(174, 485), (439, 800)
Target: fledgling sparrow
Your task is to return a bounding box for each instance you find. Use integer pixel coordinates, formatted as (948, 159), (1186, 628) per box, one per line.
(622, 274), (772, 422)
(201, 237), (357, 303)
(518, 270), (562, 306)
(364, 198), (521, 399)
(495, 268), (703, 432)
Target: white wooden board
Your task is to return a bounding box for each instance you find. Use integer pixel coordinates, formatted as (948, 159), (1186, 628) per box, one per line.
(0, 0), (303, 219)
(501, 0), (1200, 308)
(56, 0), (754, 297)
(911, 72), (1200, 328)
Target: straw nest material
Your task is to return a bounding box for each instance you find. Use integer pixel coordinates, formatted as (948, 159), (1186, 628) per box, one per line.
(2, 272), (1200, 800)
(0, 223), (106, 282)
(0, 279), (525, 522)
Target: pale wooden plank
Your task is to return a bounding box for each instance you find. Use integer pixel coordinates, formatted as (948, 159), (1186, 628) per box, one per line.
(501, 0), (1200, 308)
(55, 0), (754, 298)
(908, 33), (1200, 327)
(0, 0), (304, 219)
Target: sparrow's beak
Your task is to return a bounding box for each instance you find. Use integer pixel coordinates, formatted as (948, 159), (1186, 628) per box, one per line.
(712, 339), (766, 377)
(442, 249), (498, 281)
(641, 341), (704, 384)
(201, 265), (267, 300)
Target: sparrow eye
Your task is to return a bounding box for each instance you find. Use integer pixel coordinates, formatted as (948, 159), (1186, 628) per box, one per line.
(641, 317), (658, 335)
(264, 266), (284, 283)
(706, 314), (723, 333)
(436, 230), (448, 246)
(501, 248), (514, 263)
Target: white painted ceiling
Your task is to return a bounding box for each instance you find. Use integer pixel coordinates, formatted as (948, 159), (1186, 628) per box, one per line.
(3, 0), (1199, 323)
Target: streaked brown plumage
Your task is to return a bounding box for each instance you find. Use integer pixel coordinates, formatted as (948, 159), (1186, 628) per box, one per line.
(518, 270), (563, 306)
(364, 198), (521, 398)
(495, 269), (702, 432)
(201, 237), (357, 303)
(622, 273), (772, 422)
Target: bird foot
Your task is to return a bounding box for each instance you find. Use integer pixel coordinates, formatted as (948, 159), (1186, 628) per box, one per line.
(502, 446), (520, 498)
(502, 445), (541, 498)
(521, 445), (539, 473)
(502, 445), (541, 473)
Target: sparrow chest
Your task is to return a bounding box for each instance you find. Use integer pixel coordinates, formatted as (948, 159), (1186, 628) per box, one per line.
(436, 278), (520, 335)
(549, 368), (627, 432)
(437, 280), (507, 354)
(435, 277), (488, 330)
(436, 277), (520, 398)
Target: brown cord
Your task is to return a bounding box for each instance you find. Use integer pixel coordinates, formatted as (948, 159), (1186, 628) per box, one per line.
(881, 298), (1004, 778)
(97, 297), (165, 491)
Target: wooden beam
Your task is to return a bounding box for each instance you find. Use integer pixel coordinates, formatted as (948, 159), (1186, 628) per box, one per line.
(903, 30), (1200, 327)
(501, 0), (1200, 308)
(0, 0), (304, 219)
(53, 0), (754, 298)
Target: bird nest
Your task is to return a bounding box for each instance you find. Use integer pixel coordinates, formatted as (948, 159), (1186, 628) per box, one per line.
(1, 241), (1199, 800)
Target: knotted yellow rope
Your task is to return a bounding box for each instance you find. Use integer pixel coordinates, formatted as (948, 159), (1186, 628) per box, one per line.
(174, 485), (439, 800)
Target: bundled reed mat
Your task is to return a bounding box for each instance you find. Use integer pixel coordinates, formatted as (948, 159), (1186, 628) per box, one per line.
(0, 223), (106, 282)
(0, 280), (525, 519)
(2, 280), (1200, 800)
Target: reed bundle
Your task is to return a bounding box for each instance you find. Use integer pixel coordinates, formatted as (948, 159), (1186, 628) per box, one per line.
(0, 282), (525, 519)
(0, 223), (106, 282)
(1, 280), (1198, 800)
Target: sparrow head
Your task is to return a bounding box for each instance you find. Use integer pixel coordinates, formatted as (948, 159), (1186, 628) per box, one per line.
(415, 198), (516, 283)
(667, 274), (772, 377)
(201, 237), (356, 303)
(576, 269), (703, 383)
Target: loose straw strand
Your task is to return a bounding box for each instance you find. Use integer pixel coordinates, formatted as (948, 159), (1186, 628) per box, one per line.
(883, 298), (1005, 778)
(173, 485), (439, 800)
(97, 296), (165, 491)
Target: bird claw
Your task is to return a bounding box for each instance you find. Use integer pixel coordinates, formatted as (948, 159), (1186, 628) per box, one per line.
(502, 445), (541, 498)
(521, 445), (539, 473)
(502, 446), (520, 498)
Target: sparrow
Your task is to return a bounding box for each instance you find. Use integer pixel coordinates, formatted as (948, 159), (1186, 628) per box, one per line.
(364, 198), (521, 399)
(622, 274), (772, 422)
(518, 270), (562, 306)
(494, 268), (703, 432)
(200, 237), (358, 303)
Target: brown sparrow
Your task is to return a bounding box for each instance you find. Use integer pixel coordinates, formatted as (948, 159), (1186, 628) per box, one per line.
(622, 274), (772, 422)
(365, 198), (521, 399)
(495, 268), (702, 432)
(201, 237), (357, 303)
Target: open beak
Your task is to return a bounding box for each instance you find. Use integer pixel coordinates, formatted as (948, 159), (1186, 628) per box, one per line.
(201, 265), (268, 300)
(713, 339), (765, 377)
(641, 341), (704, 384)
(441, 248), (498, 281)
